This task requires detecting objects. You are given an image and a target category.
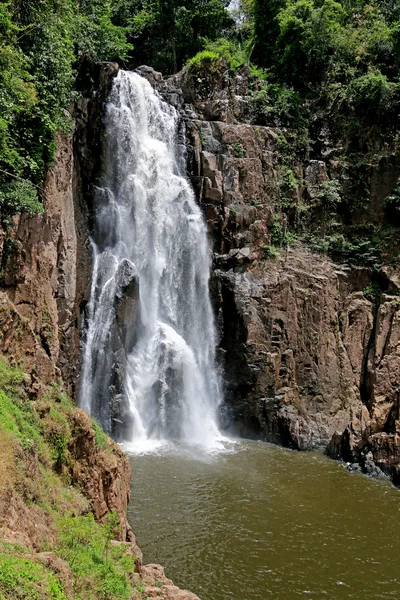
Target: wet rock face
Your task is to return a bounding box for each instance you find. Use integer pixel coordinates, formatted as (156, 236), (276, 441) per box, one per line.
(114, 259), (139, 354)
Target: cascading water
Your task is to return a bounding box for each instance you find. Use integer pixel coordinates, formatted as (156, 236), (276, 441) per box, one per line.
(79, 70), (222, 449)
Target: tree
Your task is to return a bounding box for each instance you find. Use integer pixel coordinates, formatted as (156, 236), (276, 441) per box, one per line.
(252, 0), (286, 69)
(115, 0), (233, 73)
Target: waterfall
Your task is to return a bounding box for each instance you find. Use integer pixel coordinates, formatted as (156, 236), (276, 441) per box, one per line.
(79, 70), (222, 449)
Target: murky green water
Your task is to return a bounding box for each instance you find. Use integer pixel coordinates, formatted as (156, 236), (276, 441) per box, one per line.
(126, 440), (400, 599)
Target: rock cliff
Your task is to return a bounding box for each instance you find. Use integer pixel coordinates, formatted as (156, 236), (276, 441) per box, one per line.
(141, 63), (400, 483)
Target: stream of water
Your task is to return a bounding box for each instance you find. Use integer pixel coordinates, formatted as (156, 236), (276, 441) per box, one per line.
(127, 441), (400, 600)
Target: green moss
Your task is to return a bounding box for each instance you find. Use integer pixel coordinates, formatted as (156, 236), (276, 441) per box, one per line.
(92, 419), (109, 450)
(0, 389), (43, 450)
(187, 38), (248, 74)
(0, 360), (26, 393)
(261, 244), (279, 259)
(188, 50), (223, 69)
(363, 281), (382, 302)
(230, 142), (247, 158)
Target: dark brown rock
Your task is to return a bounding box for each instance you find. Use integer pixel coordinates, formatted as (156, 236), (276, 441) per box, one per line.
(68, 408), (133, 542)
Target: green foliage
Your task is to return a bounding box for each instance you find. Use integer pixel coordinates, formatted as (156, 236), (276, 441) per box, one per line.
(188, 50), (223, 70)
(57, 512), (134, 600)
(230, 0), (255, 51)
(0, 552), (68, 600)
(0, 358), (108, 472)
(304, 231), (383, 269)
(252, 0), (400, 141)
(279, 167), (299, 209)
(277, 130), (310, 165)
(0, 372), (44, 453)
(0, 0), (133, 237)
(187, 38), (249, 76)
(252, 0), (286, 68)
(271, 214), (298, 247)
(75, 2), (133, 62)
(363, 280), (382, 301)
(230, 142), (247, 158)
(251, 84), (306, 127)
(0, 179), (42, 230)
(315, 180), (342, 209)
(276, 0), (346, 88)
(0, 358), (26, 392)
(0, 513), (135, 600)
(45, 408), (70, 470)
(92, 419), (109, 450)
(121, 0), (233, 74)
(261, 244), (279, 259)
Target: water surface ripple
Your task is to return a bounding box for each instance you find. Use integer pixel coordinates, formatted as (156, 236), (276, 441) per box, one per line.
(127, 440), (400, 600)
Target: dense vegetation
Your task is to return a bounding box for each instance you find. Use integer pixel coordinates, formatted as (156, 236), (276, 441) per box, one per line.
(0, 0), (131, 231)
(2, 0), (400, 263)
(253, 0), (400, 137)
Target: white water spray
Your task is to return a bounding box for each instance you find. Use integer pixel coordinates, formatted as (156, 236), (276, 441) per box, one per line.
(79, 71), (222, 449)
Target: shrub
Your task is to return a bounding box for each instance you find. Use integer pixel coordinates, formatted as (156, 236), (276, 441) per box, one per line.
(230, 142), (247, 158)
(251, 84), (306, 127)
(261, 244), (279, 258)
(0, 179), (43, 230)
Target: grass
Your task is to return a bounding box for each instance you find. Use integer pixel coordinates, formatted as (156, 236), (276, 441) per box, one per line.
(56, 513), (135, 600)
(92, 419), (109, 450)
(0, 551), (68, 600)
(0, 430), (15, 492)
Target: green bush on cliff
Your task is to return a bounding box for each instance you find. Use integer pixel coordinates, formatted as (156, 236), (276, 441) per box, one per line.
(116, 0), (233, 74)
(251, 0), (400, 140)
(250, 84), (305, 127)
(0, 0), (132, 233)
(0, 180), (43, 230)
